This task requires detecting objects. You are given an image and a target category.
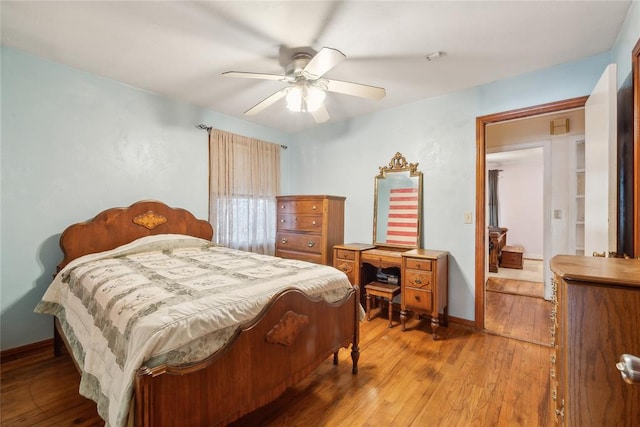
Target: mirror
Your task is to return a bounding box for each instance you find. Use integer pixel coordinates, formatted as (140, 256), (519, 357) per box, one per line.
(373, 152), (423, 249)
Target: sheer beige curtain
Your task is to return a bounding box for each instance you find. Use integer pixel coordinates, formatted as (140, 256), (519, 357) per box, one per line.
(209, 129), (281, 254)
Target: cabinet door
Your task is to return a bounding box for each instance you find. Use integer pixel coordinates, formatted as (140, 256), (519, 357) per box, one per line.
(565, 282), (640, 425)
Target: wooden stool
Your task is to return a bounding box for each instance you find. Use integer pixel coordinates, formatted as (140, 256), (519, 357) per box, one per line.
(364, 281), (401, 328)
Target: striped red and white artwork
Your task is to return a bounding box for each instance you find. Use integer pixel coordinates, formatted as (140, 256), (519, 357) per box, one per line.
(385, 187), (419, 245)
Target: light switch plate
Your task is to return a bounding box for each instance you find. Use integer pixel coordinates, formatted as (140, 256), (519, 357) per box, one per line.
(464, 212), (473, 224)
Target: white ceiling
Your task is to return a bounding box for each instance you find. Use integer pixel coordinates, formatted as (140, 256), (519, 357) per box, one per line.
(0, 0), (632, 133)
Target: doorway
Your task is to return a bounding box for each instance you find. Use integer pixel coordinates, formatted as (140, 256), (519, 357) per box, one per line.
(474, 96), (589, 330)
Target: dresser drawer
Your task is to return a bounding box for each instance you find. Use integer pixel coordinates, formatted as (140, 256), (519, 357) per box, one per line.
(276, 232), (322, 254)
(276, 249), (322, 264)
(277, 200), (324, 215)
(404, 288), (433, 312)
(277, 214), (323, 232)
(405, 258), (432, 271)
(361, 250), (402, 269)
(335, 249), (356, 261)
(405, 270), (432, 290)
(334, 260), (355, 284)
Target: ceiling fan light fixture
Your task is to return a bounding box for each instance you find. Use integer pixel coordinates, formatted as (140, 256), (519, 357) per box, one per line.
(286, 85), (326, 113)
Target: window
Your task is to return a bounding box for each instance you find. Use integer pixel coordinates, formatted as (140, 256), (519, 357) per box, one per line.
(209, 129), (280, 254)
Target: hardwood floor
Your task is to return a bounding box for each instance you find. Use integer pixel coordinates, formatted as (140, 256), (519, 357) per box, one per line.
(1, 312), (552, 427)
(485, 277), (552, 346)
(486, 276), (544, 299)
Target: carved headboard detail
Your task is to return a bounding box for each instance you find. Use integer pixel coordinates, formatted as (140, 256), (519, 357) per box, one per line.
(133, 211), (168, 230)
(57, 200), (213, 271)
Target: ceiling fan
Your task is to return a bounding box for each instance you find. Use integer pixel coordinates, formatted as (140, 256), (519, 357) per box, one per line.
(222, 47), (386, 123)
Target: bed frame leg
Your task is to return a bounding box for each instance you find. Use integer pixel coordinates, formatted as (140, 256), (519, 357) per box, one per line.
(351, 344), (360, 374)
(53, 319), (64, 357)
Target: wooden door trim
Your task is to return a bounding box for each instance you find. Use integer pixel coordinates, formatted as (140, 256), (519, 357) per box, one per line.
(633, 37), (640, 257)
(474, 96), (589, 329)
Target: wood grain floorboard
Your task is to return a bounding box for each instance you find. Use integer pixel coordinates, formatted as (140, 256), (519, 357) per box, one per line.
(2, 309), (552, 427)
(485, 277), (552, 346)
(486, 276), (544, 299)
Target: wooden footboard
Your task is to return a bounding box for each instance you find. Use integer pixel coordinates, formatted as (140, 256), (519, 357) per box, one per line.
(134, 286), (360, 427)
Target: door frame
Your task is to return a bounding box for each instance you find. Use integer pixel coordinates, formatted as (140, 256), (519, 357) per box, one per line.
(633, 37), (640, 256)
(474, 96), (589, 329)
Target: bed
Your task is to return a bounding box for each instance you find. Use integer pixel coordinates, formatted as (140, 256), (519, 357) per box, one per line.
(35, 200), (360, 427)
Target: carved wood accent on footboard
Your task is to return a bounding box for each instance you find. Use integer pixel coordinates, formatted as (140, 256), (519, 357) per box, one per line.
(134, 286), (360, 427)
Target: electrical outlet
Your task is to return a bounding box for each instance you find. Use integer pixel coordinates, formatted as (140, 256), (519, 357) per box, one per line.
(464, 212), (473, 224)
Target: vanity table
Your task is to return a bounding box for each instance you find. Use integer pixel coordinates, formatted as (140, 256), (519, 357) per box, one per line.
(334, 244), (449, 338)
(333, 152), (449, 339)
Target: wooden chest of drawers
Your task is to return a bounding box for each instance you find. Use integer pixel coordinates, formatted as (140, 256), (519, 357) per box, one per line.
(275, 195), (345, 266)
(400, 249), (448, 339)
(550, 255), (640, 426)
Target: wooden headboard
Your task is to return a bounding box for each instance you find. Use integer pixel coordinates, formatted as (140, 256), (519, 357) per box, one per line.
(57, 200), (213, 271)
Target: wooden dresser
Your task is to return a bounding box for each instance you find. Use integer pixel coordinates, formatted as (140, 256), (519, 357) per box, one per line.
(400, 249), (449, 339)
(550, 255), (640, 426)
(275, 195), (345, 266)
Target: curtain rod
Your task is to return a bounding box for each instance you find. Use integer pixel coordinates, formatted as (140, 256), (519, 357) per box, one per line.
(196, 124), (287, 149)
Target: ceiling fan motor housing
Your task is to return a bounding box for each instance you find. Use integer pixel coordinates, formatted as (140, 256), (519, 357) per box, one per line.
(285, 53), (313, 79)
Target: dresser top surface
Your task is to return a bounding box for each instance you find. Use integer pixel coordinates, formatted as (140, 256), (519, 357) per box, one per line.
(276, 195), (346, 201)
(402, 248), (449, 259)
(335, 243), (377, 251)
(551, 255), (640, 287)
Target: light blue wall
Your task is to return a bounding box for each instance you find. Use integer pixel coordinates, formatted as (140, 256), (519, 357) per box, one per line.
(0, 47), (290, 350)
(613, 0), (640, 86)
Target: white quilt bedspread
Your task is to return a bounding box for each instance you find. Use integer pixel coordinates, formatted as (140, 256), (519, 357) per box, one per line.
(35, 234), (354, 427)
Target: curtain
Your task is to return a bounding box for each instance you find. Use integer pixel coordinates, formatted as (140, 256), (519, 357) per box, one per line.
(209, 129), (281, 254)
(488, 169), (500, 227)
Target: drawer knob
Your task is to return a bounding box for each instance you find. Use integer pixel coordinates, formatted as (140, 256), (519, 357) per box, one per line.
(312, 205), (317, 210)
(616, 353), (640, 385)
(280, 219), (285, 223)
(307, 241), (315, 248)
(415, 279), (422, 285)
(280, 205), (285, 209)
(281, 238), (288, 244)
(414, 295), (421, 301)
(312, 220), (316, 225)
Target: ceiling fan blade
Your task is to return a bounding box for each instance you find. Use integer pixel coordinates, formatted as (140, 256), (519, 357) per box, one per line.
(244, 89), (288, 116)
(222, 71), (287, 81)
(311, 104), (330, 123)
(324, 79), (386, 100)
(303, 47), (346, 79)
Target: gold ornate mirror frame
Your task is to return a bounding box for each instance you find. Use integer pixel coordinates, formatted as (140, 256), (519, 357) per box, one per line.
(373, 152), (423, 249)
